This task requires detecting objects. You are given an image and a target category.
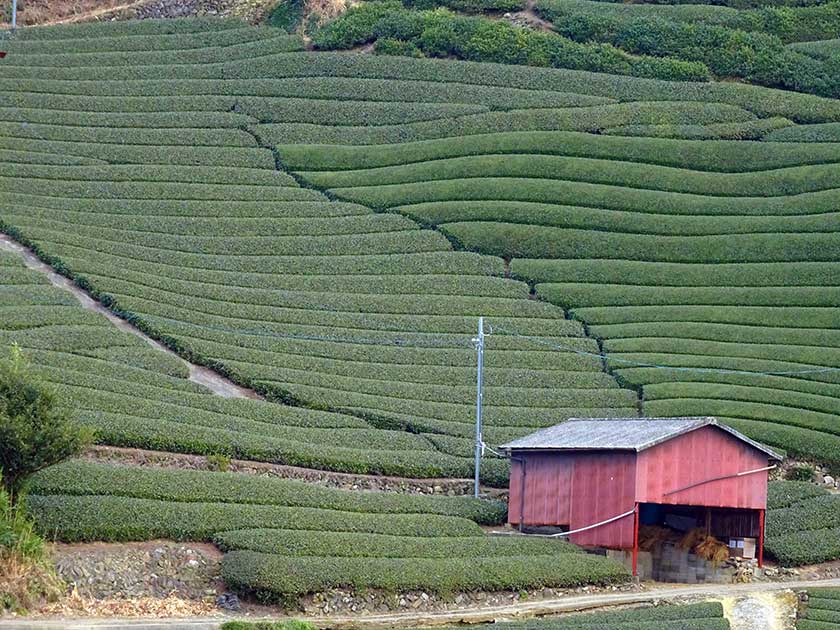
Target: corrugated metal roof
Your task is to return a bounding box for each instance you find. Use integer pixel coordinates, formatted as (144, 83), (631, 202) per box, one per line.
(499, 417), (783, 460)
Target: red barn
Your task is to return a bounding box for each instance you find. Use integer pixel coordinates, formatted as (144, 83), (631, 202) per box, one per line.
(501, 417), (782, 576)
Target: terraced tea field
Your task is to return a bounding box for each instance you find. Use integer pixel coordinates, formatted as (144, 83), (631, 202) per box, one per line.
(797, 589), (840, 629)
(0, 252), (629, 595)
(0, 19), (649, 485)
(264, 60), (840, 470)
(1, 17), (839, 597)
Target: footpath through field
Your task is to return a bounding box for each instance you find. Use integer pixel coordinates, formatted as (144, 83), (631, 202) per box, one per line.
(0, 233), (261, 400)
(3, 578), (840, 630)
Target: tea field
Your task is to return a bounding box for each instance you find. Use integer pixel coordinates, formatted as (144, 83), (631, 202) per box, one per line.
(0, 15), (839, 599)
(796, 588), (840, 629)
(26, 460), (629, 599)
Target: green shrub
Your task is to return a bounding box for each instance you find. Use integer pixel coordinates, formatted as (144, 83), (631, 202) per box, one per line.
(765, 122), (840, 141)
(536, 1), (840, 97)
(786, 464), (817, 482)
(221, 551), (629, 599)
(374, 38), (425, 57)
(213, 528), (580, 557)
(300, 153), (840, 197)
(0, 345), (92, 498)
(27, 494), (483, 542)
(268, 0), (306, 31)
(312, 3), (710, 81)
(276, 129), (840, 172)
(29, 461), (508, 524)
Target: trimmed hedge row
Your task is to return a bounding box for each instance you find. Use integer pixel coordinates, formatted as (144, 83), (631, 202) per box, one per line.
(256, 101), (758, 145)
(396, 201), (839, 236)
(542, 284), (840, 308)
(276, 130), (840, 173)
(11, 17), (245, 40)
(26, 495), (484, 542)
(329, 179), (840, 216)
(0, 138), (275, 168)
(300, 154), (840, 197)
(225, 51), (840, 123)
(439, 221), (840, 262)
(765, 123), (840, 142)
(0, 122), (255, 147)
(213, 528), (580, 557)
(603, 118), (792, 140)
(1, 164), (297, 187)
(0, 109), (257, 129)
(0, 79), (612, 111)
(511, 259), (840, 287)
(30, 461), (507, 524)
(3, 37), (304, 67)
(221, 551), (629, 599)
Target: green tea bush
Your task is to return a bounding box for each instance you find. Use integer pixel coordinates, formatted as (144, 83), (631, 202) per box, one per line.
(785, 465), (818, 482)
(438, 221), (840, 262)
(225, 52), (840, 122)
(300, 154), (840, 197)
(11, 17), (244, 41)
(259, 101), (755, 144)
(5, 37), (304, 67)
(221, 551), (629, 599)
(603, 118), (792, 140)
(765, 122), (840, 141)
(30, 461), (508, 524)
(0, 138), (274, 168)
(213, 528), (581, 557)
(27, 494), (483, 542)
(277, 129), (840, 172)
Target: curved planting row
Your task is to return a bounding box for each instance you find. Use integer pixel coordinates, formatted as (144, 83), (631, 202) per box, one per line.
(245, 57), (839, 469)
(26, 460), (628, 600)
(0, 20), (640, 485)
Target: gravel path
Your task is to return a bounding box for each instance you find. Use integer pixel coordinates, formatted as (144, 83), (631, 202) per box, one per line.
(3, 578), (838, 629)
(0, 233), (261, 400)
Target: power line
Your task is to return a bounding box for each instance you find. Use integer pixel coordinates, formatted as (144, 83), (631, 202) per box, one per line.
(491, 322), (840, 377)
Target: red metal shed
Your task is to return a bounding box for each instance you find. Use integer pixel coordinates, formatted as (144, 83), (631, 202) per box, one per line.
(501, 417), (782, 576)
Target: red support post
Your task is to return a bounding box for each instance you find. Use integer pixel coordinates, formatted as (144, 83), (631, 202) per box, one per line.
(758, 508), (765, 568)
(632, 502), (640, 577)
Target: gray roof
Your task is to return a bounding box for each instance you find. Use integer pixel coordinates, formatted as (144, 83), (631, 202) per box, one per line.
(499, 417), (783, 460)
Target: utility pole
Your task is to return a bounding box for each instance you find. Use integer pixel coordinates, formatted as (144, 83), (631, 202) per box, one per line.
(11, 0), (17, 31)
(473, 316), (485, 498)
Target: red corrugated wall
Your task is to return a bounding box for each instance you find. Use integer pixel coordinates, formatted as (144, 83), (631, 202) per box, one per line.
(507, 426), (772, 549)
(568, 451), (636, 548)
(508, 451), (636, 548)
(636, 425), (769, 509)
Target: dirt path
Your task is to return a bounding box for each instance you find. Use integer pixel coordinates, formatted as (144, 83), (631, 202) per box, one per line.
(504, 0), (556, 33)
(0, 233), (261, 400)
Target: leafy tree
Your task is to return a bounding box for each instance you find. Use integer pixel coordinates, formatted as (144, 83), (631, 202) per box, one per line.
(0, 345), (92, 499)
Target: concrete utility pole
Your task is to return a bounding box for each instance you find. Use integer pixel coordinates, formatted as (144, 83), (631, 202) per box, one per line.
(11, 0), (17, 31)
(473, 317), (486, 498)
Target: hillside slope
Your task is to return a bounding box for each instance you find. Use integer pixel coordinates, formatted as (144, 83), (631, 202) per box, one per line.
(0, 18), (638, 485)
